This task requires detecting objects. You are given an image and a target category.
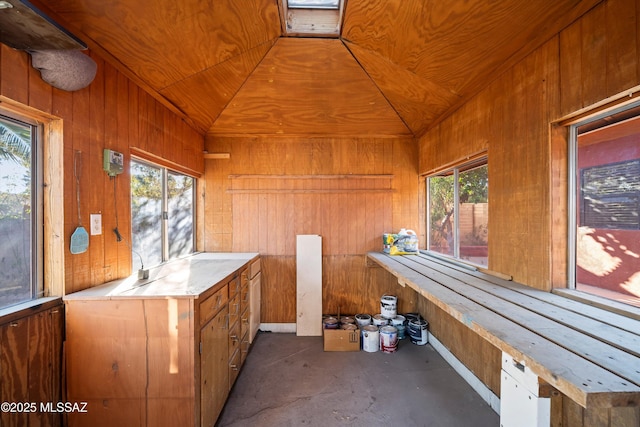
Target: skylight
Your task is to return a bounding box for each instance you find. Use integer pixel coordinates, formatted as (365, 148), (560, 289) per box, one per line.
(288, 0), (339, 9)
(281, 0), (344, 37)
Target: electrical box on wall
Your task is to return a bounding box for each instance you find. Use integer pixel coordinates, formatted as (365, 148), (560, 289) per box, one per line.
(103, 149), (124, 176)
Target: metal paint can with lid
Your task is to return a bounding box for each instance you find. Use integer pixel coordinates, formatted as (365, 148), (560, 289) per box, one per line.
(362, 325), (379, 352)
(408, 319), (428, 345)
(372, 314), (389, 327)
(391, 315), (406, 339)
(379, 325), (398, 354)
(380, 294), (397, 319)
(355, 313), (372, 329)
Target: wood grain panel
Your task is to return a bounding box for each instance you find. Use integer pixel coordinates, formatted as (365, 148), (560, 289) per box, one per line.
(204, 136), (417, 323)
(42, 0), (281, 90)
(210, 38), (411, 137)
(0, 305), (64, 427)
(559, 0), (640, 117)
(161, 40), (276, 133)
(343, 41), (460, 137)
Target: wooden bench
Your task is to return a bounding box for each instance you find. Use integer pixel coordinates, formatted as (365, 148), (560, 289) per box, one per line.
(367, 251), (640, 414)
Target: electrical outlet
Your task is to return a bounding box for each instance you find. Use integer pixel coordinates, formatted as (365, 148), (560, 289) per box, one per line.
(90, 213), (102, 235)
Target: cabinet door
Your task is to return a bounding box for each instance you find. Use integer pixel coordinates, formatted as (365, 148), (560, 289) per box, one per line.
(249, 272), (261, 343)
(200, 306), (229, 427)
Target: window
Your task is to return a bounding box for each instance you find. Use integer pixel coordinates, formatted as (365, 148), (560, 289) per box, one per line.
(281, 0), (344, 36)
(130, 159), (195, 270)
(0, 113), (43, 309)
(569, 101), (640, 305)
(288, 0), (339, 9)
(427, 160), (488, 267)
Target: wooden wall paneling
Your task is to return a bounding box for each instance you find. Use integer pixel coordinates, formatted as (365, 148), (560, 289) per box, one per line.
(88, 54), (106, 287)
(102, 62), (120, 284)
(260, 256), (296, 323)
(28, 59), (53, 114)
(559, 17), (585, 117)
(115, 71), (132, 278)
(154, 101), (165, 159)
(581, 5), (609, 108)
(606, 0), (638, 96)
(0, 44), (29, 105)
(136, 90), (151, 154)
(611, 407), (640, 427)
(391, 138), (419, 235)
(68, 80), (92, 293)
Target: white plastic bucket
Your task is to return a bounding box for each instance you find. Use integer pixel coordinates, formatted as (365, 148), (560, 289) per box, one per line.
(380, 294), (397, 319)
(362, 325), (379, 353)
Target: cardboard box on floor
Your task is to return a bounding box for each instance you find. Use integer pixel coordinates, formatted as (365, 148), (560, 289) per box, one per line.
(323, 328), (360, 351)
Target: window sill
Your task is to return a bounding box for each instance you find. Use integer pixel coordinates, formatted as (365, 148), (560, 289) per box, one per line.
(0, 297), (63, 325)
(552, 288), (640, 320)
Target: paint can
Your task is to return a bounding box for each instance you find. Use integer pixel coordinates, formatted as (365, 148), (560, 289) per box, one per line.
(380, 294), (397, 319)
(391, 315), (406, 339)
(355, 313), (372, 329)
(372, 314), (389, 327)
(379, 325), (398, 353)
(323, 316), (339, 329)
(408, 319), (428, 345)
(340, 316), (355, 326)
(340, 323), (358, 330)
(362, 325), (379, 353)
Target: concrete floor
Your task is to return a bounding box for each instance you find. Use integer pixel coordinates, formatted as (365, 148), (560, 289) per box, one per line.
(217, 332), (499, 427)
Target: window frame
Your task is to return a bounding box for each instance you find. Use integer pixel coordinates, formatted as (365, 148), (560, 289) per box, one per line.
(425, 157), (488, 267)
(130, 157), (196, 270)
(567, 98), (640, 291)
(0, 111), (44, 310)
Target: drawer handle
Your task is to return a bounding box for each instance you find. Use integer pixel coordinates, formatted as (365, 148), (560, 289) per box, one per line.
(230, 335), (238, 342)
(513, 361), (525, 372)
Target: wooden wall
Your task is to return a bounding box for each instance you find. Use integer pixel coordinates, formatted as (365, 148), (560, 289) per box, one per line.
(0, 45), (204, 295)
(203, 136), (420, 322)
(418, 0), (640, 291)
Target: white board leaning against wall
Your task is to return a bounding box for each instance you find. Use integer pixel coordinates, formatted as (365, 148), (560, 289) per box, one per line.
(296, 235), (322, 336)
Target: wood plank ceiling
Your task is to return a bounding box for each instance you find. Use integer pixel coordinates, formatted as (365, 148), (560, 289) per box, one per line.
(34, 0), (601, 138)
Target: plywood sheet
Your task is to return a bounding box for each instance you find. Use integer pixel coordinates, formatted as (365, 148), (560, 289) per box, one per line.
(296, 235), (322, 336)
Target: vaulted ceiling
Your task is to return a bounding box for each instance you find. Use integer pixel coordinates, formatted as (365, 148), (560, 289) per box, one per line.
(34, 0), (601, 138)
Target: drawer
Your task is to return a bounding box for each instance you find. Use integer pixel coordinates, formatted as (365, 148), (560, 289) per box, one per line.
(240, 283), (250, 313)
(240, 330), (250, 365)
(229, 348), (241, 389)
(228, 293), (240, 328)
(241, 307), (250, 339)
(228, 275), (240, 299)
(228, 320), (241, 357)
(249, 258), (261, 279)
(199, 284), (228, 325)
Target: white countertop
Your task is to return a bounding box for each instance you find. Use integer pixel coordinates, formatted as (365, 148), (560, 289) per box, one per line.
(63, 252), (259, 300)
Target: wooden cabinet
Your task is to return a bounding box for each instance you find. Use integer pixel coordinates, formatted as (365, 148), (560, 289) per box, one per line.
(200, 306), (229, 426)
(248, 258), (261, 343)
(0, 299), (64, 427)
(64, 253), (259, 427)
